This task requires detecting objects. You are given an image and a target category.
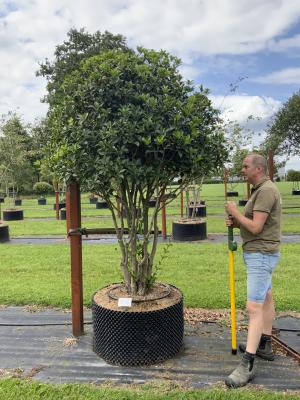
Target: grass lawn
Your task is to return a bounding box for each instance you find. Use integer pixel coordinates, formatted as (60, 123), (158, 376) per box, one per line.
(0, 378), (300, 400)
(0, 242), (299, 311)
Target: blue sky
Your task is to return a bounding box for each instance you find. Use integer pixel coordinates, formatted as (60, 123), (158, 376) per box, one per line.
(0, 0), (299, 169)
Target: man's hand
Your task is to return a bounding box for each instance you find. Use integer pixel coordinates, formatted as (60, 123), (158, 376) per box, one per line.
(225, 201), (238, 216)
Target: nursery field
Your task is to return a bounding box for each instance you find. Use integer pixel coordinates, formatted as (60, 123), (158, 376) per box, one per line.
(0, 181), (299, 311)
(0, 241), (299, 311)
(1, 181), (300, 237)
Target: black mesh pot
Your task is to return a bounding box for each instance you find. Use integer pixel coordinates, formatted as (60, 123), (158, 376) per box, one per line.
(38, 198), (47, 205)
(53, 202), (66, 210)
(89, 197), (98, 204)
(14, 199), (22, 206)
(92, 285), (184, 366)
(226, 191), (239, 197)
(238, 199), (248, 206)
(187, 205), (206, 217)
(3, 209), (24, 221)
(292, 190), (300, 195)
(96, 200), (108, 209)
(173, 220), (207, 241)
(0, 224), (9, 243)
(60, 208), (66, 220)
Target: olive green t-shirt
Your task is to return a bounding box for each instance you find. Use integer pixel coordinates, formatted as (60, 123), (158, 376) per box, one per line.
(240, 178), (281, 253)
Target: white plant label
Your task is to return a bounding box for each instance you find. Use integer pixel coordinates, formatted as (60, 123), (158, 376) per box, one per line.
(118, 297), (132, 307)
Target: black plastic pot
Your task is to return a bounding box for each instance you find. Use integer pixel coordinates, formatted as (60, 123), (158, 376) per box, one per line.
(96, 200), (108, 209)
(0, 197), (4, 203)
(238, 199), (248, 206)
(14, 199), (22, 206)
(89, 197), (98, 204)
(0, 224), (9, 243)
(172, 219), (207, 241)
(148, 198), (157, 207)
(292, 190), (300, 195)
(226, 191), (239, 197)
(3, 209), (24, 221)
(187, 205), (206, 217)
(38, 198), (47, 205)
(189, 200), (205, 206)
(92, 284), (184, 366)
(53, 202), (66, 210)
(60, 208), (67, 220)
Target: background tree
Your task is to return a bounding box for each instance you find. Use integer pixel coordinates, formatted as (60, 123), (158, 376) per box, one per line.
(0, 112), (35, 197)
(44, 40), (227, 296)
(286, 169), (300, 182)
(265, 91), (300, 157)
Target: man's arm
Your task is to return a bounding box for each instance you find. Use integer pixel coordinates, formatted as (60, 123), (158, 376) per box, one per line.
(226, 201), (268, 235)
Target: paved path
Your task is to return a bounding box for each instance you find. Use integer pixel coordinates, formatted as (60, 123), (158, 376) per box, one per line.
(4, 233), (300, 245)
(0, 307), (299, 390)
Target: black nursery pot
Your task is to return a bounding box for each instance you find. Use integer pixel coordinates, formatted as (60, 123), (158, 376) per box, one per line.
(187, 204), (206, 218)
(238, 199), (248, 206)
(60, 208), (67, 220)
(38, 198), (47, 205)
(53, 202), (66, 210)
(0, 224), (10, 243)
(89, 197), (98, 204)
(92, 285), (184, 366)
(292, 190), (300, 195)
(3, 209), (24, 221)
(0, 197), (4, 203)
(14, 199), (22, 206)
(173, 219), (207, 241)
(226, 191), (239, 197)
(96, 200), (108, 209)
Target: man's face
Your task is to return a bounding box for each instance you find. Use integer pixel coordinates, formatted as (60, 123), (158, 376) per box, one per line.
(241, 156), (258, 184)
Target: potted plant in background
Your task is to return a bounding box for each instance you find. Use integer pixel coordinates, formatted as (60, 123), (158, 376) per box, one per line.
(42, 31), (227, 366)
(33, 181), (53, 205)
(173, 179), (207, 241)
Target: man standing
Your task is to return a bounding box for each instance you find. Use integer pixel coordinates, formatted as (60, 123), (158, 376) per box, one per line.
(225, 154), (281, 388)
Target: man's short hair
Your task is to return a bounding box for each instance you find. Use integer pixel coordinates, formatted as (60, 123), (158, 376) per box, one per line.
(248, 154), (268, 174)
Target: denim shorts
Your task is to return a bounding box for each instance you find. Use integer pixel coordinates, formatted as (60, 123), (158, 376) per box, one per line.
(243, 252), (280, 303)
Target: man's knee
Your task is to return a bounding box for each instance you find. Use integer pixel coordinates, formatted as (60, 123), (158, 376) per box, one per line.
(246, 301), (263, 317)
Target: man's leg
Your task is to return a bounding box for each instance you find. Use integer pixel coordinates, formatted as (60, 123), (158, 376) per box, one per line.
(245, 301), (264, 353)
(262, 289), (275, 335)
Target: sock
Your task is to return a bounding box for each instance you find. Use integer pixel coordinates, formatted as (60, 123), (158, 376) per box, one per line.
(259, 333), (271, 349)
(242, 351), (255, 371)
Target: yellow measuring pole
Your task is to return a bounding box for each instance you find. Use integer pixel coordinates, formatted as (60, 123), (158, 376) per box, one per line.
(224, 168), (237, 354)
(228, 247), (237, 354)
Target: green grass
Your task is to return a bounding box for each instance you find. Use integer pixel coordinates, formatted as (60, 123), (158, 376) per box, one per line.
(0, 242), (299, 311)
(0, 378), (299, 400)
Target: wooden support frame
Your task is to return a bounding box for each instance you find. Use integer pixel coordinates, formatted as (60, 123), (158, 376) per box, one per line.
(66, 181), (84, 336)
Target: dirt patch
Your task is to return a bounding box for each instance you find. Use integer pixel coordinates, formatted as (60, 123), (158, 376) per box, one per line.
(93, 283), (182, 312)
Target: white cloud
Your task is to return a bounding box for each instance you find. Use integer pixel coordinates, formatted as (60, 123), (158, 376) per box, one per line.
(253, 68), (300, 84)
(0, 0), (300, 124)
(210, 94), (281, 125)
(268, 33), (300, 52)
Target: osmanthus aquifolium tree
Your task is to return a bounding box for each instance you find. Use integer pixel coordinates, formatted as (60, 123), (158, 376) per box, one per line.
(47, 47), (228, 296)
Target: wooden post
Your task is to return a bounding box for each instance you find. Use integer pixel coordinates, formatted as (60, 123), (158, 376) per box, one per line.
(247, 183), (251, 199)
(53, 181), (59, 220)
(161, 191), (167, 239)
(67, 181), (84, 336)
(224, 168), (228, 201)
(268, 149), (274, 182)
(180, 191), (184, 218)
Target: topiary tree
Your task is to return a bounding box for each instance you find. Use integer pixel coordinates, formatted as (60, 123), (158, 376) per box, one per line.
(33, 181), (53, 198)
(45, 44), (228, 296)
